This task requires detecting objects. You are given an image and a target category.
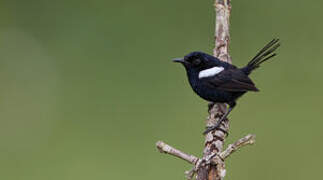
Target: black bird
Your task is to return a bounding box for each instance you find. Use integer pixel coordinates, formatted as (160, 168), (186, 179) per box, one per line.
(173, 39), (280, 134)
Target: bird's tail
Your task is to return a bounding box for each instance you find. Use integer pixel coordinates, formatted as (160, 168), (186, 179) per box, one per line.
(242, 39), (280, 75)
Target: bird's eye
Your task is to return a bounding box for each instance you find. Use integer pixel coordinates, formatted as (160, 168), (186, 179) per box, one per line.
(193, 59), (201, 66)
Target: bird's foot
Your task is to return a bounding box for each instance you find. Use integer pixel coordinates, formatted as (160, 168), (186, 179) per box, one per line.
(203, 125), (228, 136)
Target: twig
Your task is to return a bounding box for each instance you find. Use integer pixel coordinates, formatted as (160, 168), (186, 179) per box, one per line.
(156, 141), (199, 165)
(219, 134), (256, 160)
(185, 168), (197, 180)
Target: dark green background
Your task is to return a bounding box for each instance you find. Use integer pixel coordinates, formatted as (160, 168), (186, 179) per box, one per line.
(0, 0), (322, 179)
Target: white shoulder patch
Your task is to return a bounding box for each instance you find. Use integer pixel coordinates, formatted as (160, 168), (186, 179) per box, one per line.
(199, 66), (224, 79)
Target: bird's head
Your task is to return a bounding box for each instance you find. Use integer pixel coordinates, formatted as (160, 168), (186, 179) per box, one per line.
(173, 51), (222, 73)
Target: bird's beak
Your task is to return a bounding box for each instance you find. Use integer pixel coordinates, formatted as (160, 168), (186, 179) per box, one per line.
(172, 58), (185, 63)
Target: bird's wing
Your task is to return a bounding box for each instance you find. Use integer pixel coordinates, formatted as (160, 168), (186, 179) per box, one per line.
(204, 68), (259, 92)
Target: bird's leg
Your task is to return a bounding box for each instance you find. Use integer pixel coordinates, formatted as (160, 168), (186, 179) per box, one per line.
(203, 102), (236, 135)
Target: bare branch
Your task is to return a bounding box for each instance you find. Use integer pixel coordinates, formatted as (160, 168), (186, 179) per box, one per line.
(213, 0), (232, 63)
(197, 0), (232, 179)
(156, 141), (199, 165)
(219, 134), (256, 160)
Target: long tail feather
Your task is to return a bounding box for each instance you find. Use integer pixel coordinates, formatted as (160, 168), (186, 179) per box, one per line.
(243, 39), (280, 74)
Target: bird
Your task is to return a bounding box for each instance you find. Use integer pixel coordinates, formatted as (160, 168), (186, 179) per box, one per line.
(173, 39), (280, 134)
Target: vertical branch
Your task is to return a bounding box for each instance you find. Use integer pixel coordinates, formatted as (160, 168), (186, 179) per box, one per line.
(197, 0), (232, 180)
(214, 0), (232, 63)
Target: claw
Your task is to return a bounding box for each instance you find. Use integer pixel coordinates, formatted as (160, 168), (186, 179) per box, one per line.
(203, 126), (228, 136)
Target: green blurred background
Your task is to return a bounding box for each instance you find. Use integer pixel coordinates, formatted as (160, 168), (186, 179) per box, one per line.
(0, 0), (322, 179)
